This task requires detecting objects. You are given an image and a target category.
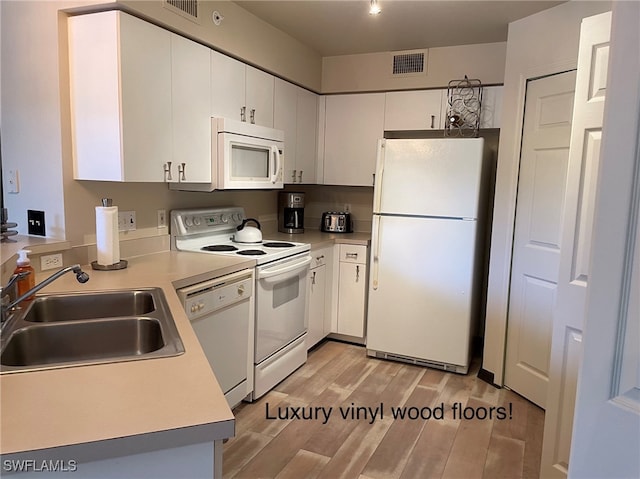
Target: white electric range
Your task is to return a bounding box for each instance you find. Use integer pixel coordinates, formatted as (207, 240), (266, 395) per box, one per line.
(171, 207), (311, 401)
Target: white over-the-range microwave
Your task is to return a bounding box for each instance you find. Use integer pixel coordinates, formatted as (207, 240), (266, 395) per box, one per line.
(170, 117), (284, 191)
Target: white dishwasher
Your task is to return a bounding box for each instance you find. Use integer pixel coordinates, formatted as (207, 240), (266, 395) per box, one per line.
(177, 269), (254, 408)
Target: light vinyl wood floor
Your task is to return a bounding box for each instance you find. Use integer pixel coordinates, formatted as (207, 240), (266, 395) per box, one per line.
(223, 340), (544, 479)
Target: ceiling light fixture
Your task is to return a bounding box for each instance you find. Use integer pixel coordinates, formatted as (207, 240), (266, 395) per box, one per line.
(369, 0), (381, 15)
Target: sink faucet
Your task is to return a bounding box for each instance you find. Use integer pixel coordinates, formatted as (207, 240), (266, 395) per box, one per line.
(0, 265), (90, 325)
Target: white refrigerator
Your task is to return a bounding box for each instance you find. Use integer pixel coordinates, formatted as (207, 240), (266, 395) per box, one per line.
(366, 137), (489, 374)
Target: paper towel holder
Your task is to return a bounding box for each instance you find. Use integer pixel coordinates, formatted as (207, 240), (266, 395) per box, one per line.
(91, 198), (128, 271)
(91, 259), (128, 271)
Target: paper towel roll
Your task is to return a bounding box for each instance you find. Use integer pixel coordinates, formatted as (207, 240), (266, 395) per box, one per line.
(95, 206), (120, 266)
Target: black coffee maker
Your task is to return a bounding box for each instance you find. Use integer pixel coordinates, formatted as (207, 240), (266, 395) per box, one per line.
(278, 192), (305, 233)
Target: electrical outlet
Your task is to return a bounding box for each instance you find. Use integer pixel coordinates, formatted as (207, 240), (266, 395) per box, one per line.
(118, 211), (136, 231)
(40, 253), (63, 271)
(157, 209), (167, 228)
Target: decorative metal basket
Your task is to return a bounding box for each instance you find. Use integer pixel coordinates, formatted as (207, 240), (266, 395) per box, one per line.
(444, 76), (483, 137)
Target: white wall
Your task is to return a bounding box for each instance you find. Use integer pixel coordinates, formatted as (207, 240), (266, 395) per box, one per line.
(322, 42), (506, 93)
(482, 0), (611, 384)
(0, 0), (321, 244)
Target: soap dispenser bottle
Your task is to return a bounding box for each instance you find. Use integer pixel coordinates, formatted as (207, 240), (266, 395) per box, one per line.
(15, 249), (36, 300)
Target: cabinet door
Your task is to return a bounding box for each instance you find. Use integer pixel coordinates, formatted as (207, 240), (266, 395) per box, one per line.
(69, 11), (172, 181)
(171, 34), (211, 183)
(211, 51), (245, 122)
(479, 86), (503, 129)
(119, 13), (172, 181)
(274, 79), (298, 184)
(384, 90), (443, 130)
(246, 65), (274, 127)
(337, 262), (367, 337)
(296, 88), (318, 184)
(307, 265), (326, 349)
(324, 93), (385, 186)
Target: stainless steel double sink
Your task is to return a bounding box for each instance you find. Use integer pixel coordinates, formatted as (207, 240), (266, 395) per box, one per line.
(0, 289), (185, 374)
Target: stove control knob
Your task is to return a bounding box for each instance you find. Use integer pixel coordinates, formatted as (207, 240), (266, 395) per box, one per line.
(193, 217), (201, 226)
(221, 214), (228, 223)
(184, 217), (193, 227)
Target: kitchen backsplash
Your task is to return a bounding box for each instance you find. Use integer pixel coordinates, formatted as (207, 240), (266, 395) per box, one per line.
(283, 184), (374, 233)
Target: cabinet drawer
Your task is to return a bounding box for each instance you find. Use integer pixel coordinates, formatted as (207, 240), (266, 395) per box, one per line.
(311, 251), (328, 268)
(339, 244), (367, 264)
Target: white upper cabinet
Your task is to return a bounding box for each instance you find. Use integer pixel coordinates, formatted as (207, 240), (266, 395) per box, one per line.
(275, 79), (319, 184)
(170, 34), (211, 183)
(295, 88), (319, 184)
(479, 85), (503, 129)
(274, 79), (298, 183)
(69, 11), (172, 182)
(211, 51), (274, 127)
(323, 93), (385, 187)
(384, 90), (443, 131)
(69, 11), (211, 182)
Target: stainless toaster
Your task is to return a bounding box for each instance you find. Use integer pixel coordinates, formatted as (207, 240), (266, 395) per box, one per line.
(321, 212), (353, 233)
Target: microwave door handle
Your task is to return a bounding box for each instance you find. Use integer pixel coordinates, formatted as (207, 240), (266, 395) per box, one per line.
(271, 146), (281, 184)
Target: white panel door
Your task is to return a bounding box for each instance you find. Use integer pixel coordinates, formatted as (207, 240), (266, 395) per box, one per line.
(375, 138), (484, 218)
(540, 11), (611, 478)
(367, 215), (477, 367)
(561, 4), (640, 476)
(504, 71), (577, 408)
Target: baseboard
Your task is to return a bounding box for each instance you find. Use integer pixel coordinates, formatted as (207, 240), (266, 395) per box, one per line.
(477, 367), (500, 388)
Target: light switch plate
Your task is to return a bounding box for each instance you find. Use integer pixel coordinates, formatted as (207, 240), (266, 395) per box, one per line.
(27, 210), (45, 236)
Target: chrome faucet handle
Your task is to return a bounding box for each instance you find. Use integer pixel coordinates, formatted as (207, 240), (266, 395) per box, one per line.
(1, 271), (31, 298)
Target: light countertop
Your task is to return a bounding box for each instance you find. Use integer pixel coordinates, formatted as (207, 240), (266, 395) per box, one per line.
(1, 251), (254, 456)
(0, 231), (370, 458)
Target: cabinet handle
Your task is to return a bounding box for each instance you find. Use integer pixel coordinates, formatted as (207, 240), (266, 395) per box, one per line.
(430, 114), (435, 129)
(298, 170), (303, 182)
(312, 271), (316, 285)
(372, 173), (375, 185)
(240, 106), (246, 122)
(292, 169), (297, 182)
(178, 163), (186, 181)
(346, 252), (358, 259)
(250, 109), (256, 124)
(316, 255), (324, 261)
(356, 265), (360, 282)
(164, 162), (172, 181)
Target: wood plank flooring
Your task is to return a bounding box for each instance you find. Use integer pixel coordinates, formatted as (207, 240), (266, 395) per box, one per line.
(224, 340), (544, 479)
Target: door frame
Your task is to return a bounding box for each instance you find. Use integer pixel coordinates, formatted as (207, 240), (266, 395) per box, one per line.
(481, 1), (612, 386)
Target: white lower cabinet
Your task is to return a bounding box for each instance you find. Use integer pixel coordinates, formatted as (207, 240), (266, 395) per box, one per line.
(333, 244), (368, 339)
(306, 246), (333, 349)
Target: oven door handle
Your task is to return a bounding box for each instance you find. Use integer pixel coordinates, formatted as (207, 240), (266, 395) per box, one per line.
(257, 256), (311, 281)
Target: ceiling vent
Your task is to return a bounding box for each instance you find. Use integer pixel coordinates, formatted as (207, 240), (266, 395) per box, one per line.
(164, 0), (200, 23)
(390, 49), (428, 77)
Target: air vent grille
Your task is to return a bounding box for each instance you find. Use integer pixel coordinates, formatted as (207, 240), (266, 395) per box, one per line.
(393, 52), (425, 75)
(164, 0), (199, 20)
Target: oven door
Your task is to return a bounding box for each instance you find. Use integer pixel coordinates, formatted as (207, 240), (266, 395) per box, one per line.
(255, 253), (311, 363)
(218, 132), (283, 189)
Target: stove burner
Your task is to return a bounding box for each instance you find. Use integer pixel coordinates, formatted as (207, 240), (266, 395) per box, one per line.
(201, 245), (238, 252)
(237, 249), (267, 256)
(263, 242), (295, 248)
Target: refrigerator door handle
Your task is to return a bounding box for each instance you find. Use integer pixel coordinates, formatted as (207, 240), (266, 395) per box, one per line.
(371, 215), (382, 290)
(373, 139), (385, 213)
